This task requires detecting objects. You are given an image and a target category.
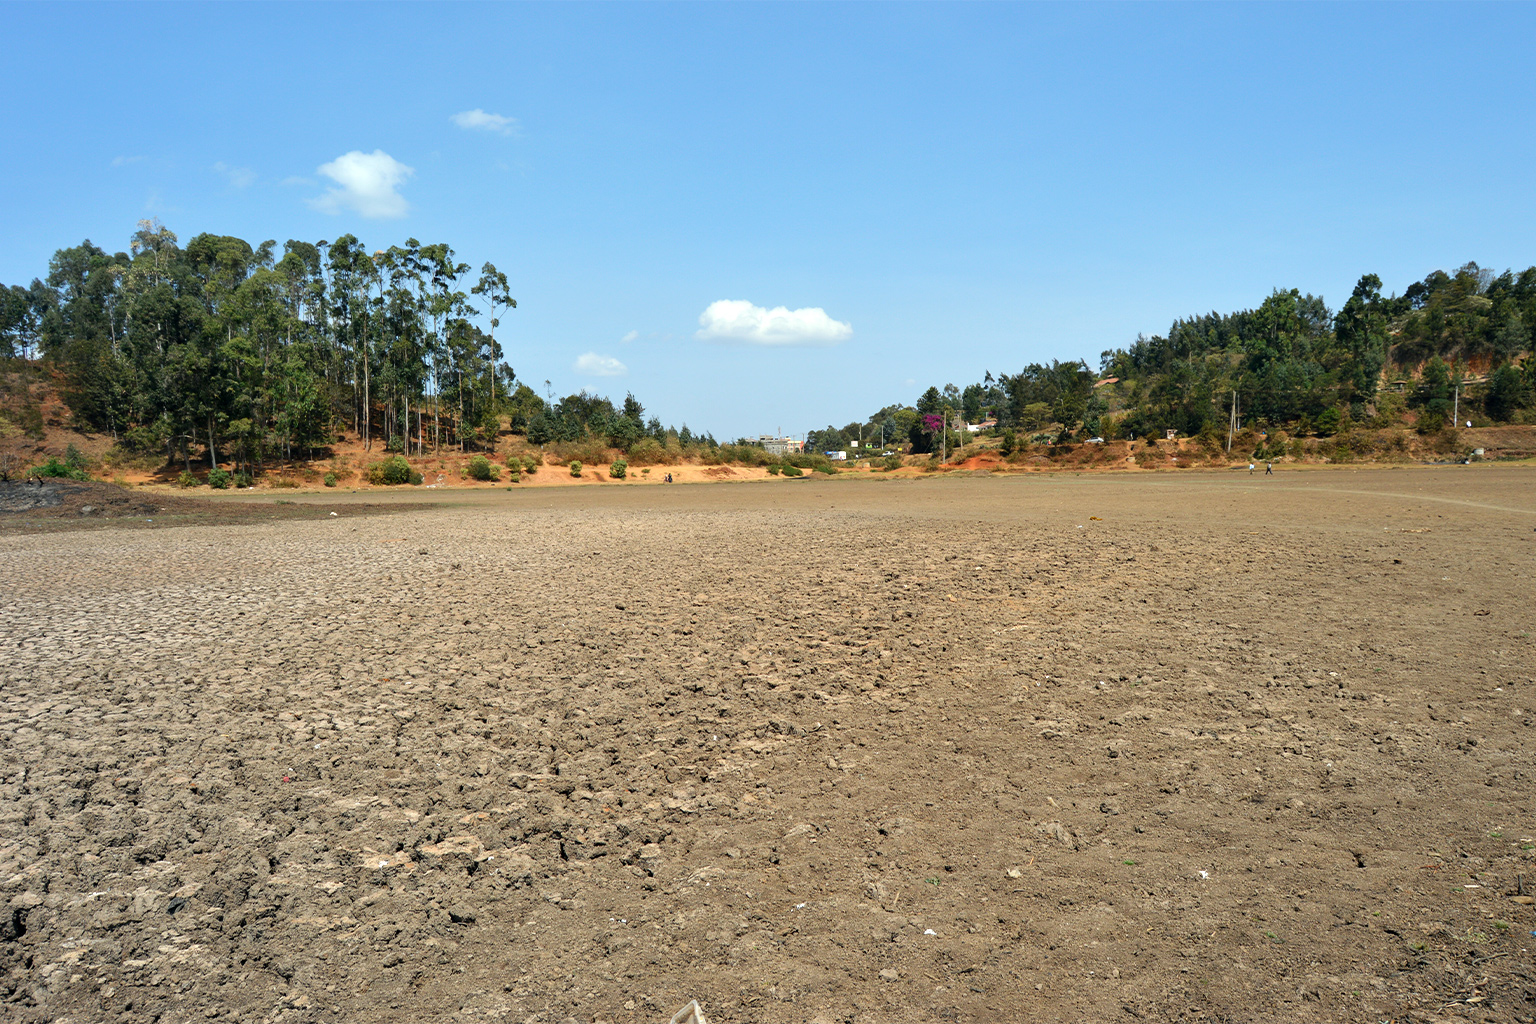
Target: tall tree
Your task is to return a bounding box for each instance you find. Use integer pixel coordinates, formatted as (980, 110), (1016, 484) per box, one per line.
(471, 262), (515, 410)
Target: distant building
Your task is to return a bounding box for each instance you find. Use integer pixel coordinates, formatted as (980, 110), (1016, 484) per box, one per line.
(967, 418), (998, 434)
(757, 435), (803, 455)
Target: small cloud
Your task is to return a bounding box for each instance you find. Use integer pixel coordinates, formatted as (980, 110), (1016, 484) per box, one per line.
(279, 175), (315, 187)
(696, 299), (852, 346)
(111, 155), (145, 167)
(574, 352), (628, 377)
(213, 161), (256, 189)
(309, 150), (414, 219)
(620, 330), (639, 344)
(451, 108), (520, 136)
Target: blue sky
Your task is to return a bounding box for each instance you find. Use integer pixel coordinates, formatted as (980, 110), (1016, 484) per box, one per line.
(4, 3), (1534, 439)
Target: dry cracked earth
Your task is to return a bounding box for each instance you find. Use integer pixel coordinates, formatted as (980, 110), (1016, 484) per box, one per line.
(2, 469), (1535, 1024)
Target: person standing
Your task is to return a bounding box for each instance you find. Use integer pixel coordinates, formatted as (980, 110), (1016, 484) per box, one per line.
(1249, 462), (1255, 474)
(1265, 461), (1273, 475)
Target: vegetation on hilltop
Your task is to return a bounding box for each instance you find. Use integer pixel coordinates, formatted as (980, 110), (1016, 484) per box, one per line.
(809, 264), (1536, 454)
(0, 220), (726, 477)
(4, 221), (1534, 477)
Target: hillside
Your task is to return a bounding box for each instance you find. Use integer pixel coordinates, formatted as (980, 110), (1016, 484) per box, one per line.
(5, 360), (1534, 495)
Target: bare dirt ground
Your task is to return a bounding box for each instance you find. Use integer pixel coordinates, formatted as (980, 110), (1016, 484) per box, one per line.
(0, 481), (427, 534)
(2, 467), (1534, 1024)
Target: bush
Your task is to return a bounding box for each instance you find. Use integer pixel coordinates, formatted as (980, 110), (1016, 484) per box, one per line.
(609, 459), (628, 479)
(815, 463), (837, 475)
(767, 463), (781, 475)
(208, 467), (232, 489)
(367, 455), (413, 485)
(466, 454), (496, 481)
(569, 460), (583, 478)
(624, 437), (668, 466)
(506, 469), (521, 483)
(30, 456), (87, 481)
(119, 422), (168, 454)
(233, 471), (253, 488)
(781, 464), (804, 477)
(178, 470), (198, 489)
(323, 472), (337, 487)
(520, 455), (538, 474)
(882, 455), (902, 471)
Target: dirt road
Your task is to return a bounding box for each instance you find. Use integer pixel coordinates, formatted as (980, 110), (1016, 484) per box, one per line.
(2, 467), (1534, 1023)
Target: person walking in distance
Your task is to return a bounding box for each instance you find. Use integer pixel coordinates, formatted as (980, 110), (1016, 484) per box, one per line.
(1265, 461), (1273, 475)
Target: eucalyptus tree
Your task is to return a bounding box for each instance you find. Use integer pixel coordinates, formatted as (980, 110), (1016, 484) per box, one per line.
(472, 262), (515, 409)
(416, 243), (469, 450)
(327, 235), (377, 446)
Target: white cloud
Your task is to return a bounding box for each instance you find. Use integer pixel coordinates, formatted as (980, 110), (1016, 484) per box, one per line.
(214, 162), (256, 189)
(620, 330), (639, 343)
(451, 109), (520, 136)
(309, 150), (414, 219)
(696, 299), (852, 346)
(574, 352), (628, 377)
(279, 175), (314, 187)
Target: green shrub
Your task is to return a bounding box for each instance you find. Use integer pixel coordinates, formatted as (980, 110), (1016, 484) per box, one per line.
(208, 467), (232, 489)
(781, 464), (804, 477)
(466, 454), (495, 481)
(119, 422), (168, 454)
(521, 455), (539, 474)
(815, 463), (837, 475)
(408, 470), (423, 485)
(367, 455), (412, 485)
(323, 472), (337, 487)
(767, 463), (781, 475)
(506, 469), (521, 483)
(30, 456), (87, 481)
(17, 404), (44, 440)
(233, 471), (253, 488)
(882, 455), (902, 471)
(609, 459), (628, 479)
(1416, 410), (1446, 435)
(624, 437), (667, 466)
(178, 470), (198, 489)
(569, 460), (583, 478)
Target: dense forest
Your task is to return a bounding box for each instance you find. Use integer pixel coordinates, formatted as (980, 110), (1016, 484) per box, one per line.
(807, 264), (1536, 457)
(0, 220), (715, 475)
(4, 221), (1535, 472)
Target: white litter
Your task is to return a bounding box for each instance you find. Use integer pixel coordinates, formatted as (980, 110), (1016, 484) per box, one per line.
(669, 1000), (709, 1024)
(923, 928), (937, 936)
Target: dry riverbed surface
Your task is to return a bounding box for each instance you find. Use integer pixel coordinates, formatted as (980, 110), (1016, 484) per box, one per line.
(2, 468), (1534, 1024)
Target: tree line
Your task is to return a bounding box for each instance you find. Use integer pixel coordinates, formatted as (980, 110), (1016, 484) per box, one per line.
(6, 231), (1535, 469)
(0, 220), (719, 473)
(809, 263), (1536, 455)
